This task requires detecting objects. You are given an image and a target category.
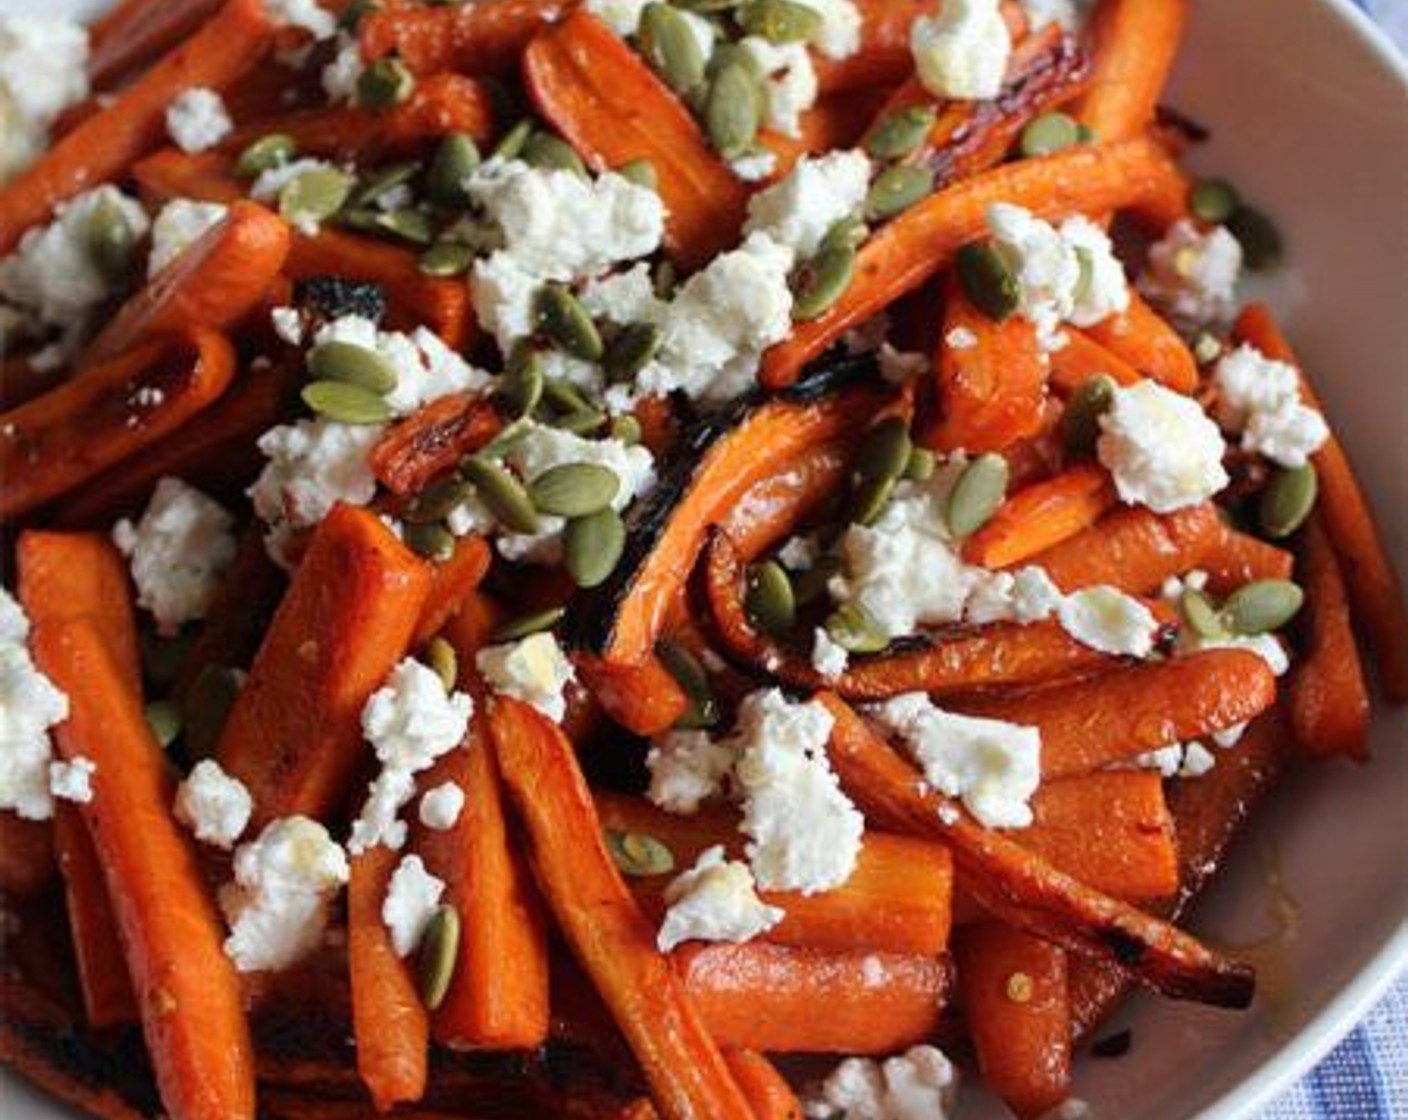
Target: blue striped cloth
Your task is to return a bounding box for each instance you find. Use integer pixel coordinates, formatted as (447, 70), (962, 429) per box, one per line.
(1261, 7), (1406, 1113)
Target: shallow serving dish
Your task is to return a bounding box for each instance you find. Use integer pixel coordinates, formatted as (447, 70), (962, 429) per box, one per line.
(3, 0), (1407, 1117)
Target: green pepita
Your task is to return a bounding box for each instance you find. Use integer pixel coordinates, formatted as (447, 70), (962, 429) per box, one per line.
(1227, 204), (1283, 270)
(955, 240), (1020, 321)
(610, 414), (643, 445)
(405, 474), (474, 524)
(854, 416), (913, 483)
(528, 462), (621, 517)
(1072, 245), (1095, 305)
(551, 407), (607, 436)
(280, 168), (355, 228)
(541, 377), (594, 415)
(1060, 373), (1117, 456)
(864, 164), (933, 222)
(1188, 178), (1240, 225)
(500, 341), (546, 417)
(947, 453), (1009, 536)
(522, 131), (587, 176)
(373, 207), (436, 245)
(605, 828), (676, 877)
(563, 507), (626, 589)
(1222, 579), (1304, 635)
(463, 455), (541, 534)
(791, 555), (840, 607)
(617, 159), (659, 191)
(338, 0), (383, 30)
(419, 240), (475, 277)
(417, 905), (460, 1011)
(182, 665), (241, 761)
(704, 61), (762, 159)
(347, 160), (421, 210)
(1179, 587), (1228, 639)
(866, 105), (936, 160)
(86, 195), (138, 283)
(427, 132), (481, 206)
(403, 521), (456, 562)
(653, 259), (679, 298)
(492, 606), (567, 643)
(357, 57), (416, 110)
(301, 379), (395, 424)
(235, 133), (297, 179)
(903, 446), (936, 482)
(791, 241), (856, 321)
(825, 603), (889, 654)
(307, 340), (399, 394)
(744, 560), (796, 637)
(423, 636), (459, 692)
(535, 284), (604, 361)
(1019, 111), (1081, 158)
(640, 2), (707, 96)
(603, 322), (664, 382)
(144, 700), (182, 749)
(492, 119), (534, 162)
(737, 0), (822, 43)
(818, 214), (868, 255)
(1258, 463), (1318, 540)
(657, 640), (719, 729)
(676, 0), (742, 11)
(849, 474), (896, 527)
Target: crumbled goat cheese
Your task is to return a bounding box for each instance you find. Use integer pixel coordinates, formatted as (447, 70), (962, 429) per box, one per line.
(0, 17), (89, 184)
(382, 854), (446, 958)
(1139, 220), (1243, 329)
(745, 150), (872, 257)
(657, 845), (785, 952)
(1212, 344), (1327, 469)
(48, 756), (95, 804)
(249, 157), (341, 205)
(175, 760), (253, 850)
(812, 628), (850, 680)
(270, 305), (306, 345)
(469, 250), (541, 353)
(148, 199), (228, 277)
(418, 782), (465, 830)
(910, 0), (1011, 101)
(112, 478), (238, 636)
(165, 87), (233, 153)
(580, 263), (666, 326)
(739, 37), (818, 138)
(946, 326), (979, 350)
(794, 0), (863, 59)
(1177, 627), (1290, 678)
(966, 566), (1064, 626)
(875, 693), (1041, 829)
(321, 33), (364, 103)
(1179, 741), (1216, 777)
(1056, 585), (1159, 658)
(1097, 380), (1229, 513)
(878, 344), (929, 384)
(585, 0), (651, 36)
(264, 0), (338, 40)
(222, 816), (350, 973)
(1135, 743), (1184, 778)
(1021, 0), (1085, 31)
(1213, 722), (1248, 749)
(733, 690), (864, 894)
(646, 730), (739, 815)
(778, 535), (819, 571)
(0, 590), (69, 821)
(476, 632), (577, 723)
(731, 150), (779, 183)
(804, 1045), (959, 1120)
(1244, 403), (1330, 470)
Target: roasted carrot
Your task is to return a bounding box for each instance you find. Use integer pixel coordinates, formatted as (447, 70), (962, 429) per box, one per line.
(963, 464), (1117, 569)
(87, 0), (225, 91)
(758, 86), (893, 181)
(1075, 0), (1189, 142)
(131, 149), (245, 206)
(718, 441), (850, 560)
(0, 815), (56, 898)
(349, 845), (429, 1112)
(1083, 291), (1198, 393)
(1234, 303), (1408, 700)
(29, 618), (254, 1120)
(922, 278), (1049, 453)
(360, 0), (573, 76)
(0, 329), (237, 520)
(596, 792), (954, 957)
(0, 0), (273, 256)
(813, 0), (931, 94)
(524, 11), (749, 273)
(1032, 503), (1227, 595)
(371, 393), (502, 498)
(490, 697), (754, 1120)
(216, 505), (432, 828)
(676, 942), (948, 1055)
(1047, 329), (1144, 391)
(723, 1050), (802, 1120)
(575, 655), (690, 738)
(1201, 526), (1295, 595)
(760, 136), (1189, 389)
(88, 202), (291, 362)
(411, 535), (493, 649)
(1289, 517), (1370, 761)
(955, 923), (1071, 1119)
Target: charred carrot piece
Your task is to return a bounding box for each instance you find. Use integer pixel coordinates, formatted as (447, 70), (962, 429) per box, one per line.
(371, 392), (502, 498)
(0, 0), (273, 256)
(813, 0), (932, 94)
(412, 535), (493, 648)
(491, 698), (755, 1120)
(1031, 503), (1227, 595)
(962, 464), (1117, 569)
(718, 441), (850, 561)
(0, 815), (57, 898)
(131, 148), (246, 206)
(1047, 329), (1144, 391)
(723, 1050), (803, 1120)
(360, 0), (574, 76)
(576, 655), (690, 738)
(216, 505), (432, 828)
(0, 329), (237, 520)
(1083, 291), (1198, 393)
(1075, 0), (1189, 142)
(87, 0), (225, 91)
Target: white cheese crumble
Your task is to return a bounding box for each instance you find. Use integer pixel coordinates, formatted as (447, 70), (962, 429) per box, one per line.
(657, 845), (785, 952)
(221, 816), (350, 973)
(910, 0), (1012, 101)
(148, 199), (229, 277)
(739, 37), (818, 138)
(1097, 380), (1229, 513)
(418, 781), (465, 830)
(1211, 344), (1328, 469)
(585, 0), (651, 36)
(1021, 0), (1085, 30)
(965, 565), (1064, 626)
(794, 0), (863, 59)
(0, 16), (89, 184)
(476, 632), (577, 723)
(112, 477), (238, 636)
(730, 150), (779, 183)
(1056, 585), (1159, 658)
(174, 759), (253, 850)
(1139, 220), (1243, 329)
(646, 729), (739, 816)
(264, 0), (338, 40)
(744, 150), (871, 258)
(946, 326), (979, 350)
(812, 627), (851, 680)
(804, 1045), (959, 1120)
(0, 589), (70, 821)
(48, 756), (95, 804)
(165, 87), (233, 153)
(874, 693), (1041, 829)
(321, 32), (364, 103)
(382, 854), (446, 958)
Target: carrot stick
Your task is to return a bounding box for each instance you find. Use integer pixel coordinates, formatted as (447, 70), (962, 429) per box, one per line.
(1200, 526), (1295, 595)
(1074, 0), (1188, 142)
(813, 0), (932, 94)
(88, 0), (225, 91)
(216, 505), (432, 828)
(523, 11), (749, 273)
(676, 942), (948, 1055)
(955, 923), (1071, 1119)
(349, 845), (429, 1111)
(360, 0), (574, 76)
(761, 135), (1189, 389)
(962, 464), (1117, 569)
(88, 202), (291, 362)
(29, 618), (255, 1120)
(758, 86), (893, 181)
(922, 278), (1049, 453)
(1031, 503), (1226, 594)
(818, 691), (1256, 1008)
(371, 392), (502, 498)
(411, 535), (493, 648)
(956, 649), (1279, 778)
(1047, 329), (1144, 391)
(0, 329), (238, 520)
(0, 815), (56, 897)
(132, 149), (246, 206)
(596, 791), (953, 957)
(1289, 517), (1370, 761)
(719, 441), (850, 560)
(1234, 303), (1408, 700)
(0, 0), (273, 256)
(723, 1050), (803, 1120)
(490, 697), (754, 1120)
(576, 655), (690, 738)
(1082, 291), (1198, 393)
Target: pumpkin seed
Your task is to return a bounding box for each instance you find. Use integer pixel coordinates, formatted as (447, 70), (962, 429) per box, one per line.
(373, 207), (436, 245)
(605, 829), (676, 877)
(463, 455), (541, 534)
(854, 416), (913, 483)
(1227, 204), (1283, 270)
(493, 119), (534, 161)
(738, 0), (822, 43)
(301, 380), (395, 423)
(657, 640), (719, 729)
(1060, 373), (1117, 455)
(280, 168), (355, 227)
(653, 258), (679, 298)
(144, 700), (182, 749)
(866, 105), (936, 160)
(1222, 579), (1304, 635)
(617, 158), (658, 191)
(347, 160), (420, 210)
(564, 507), (626, 588)
(404, 521), (456, 561)
(704, 61), (762, 159)
(307, 340), (399, 394)
(478, 415), (532, 459)
(955, 240), (1020, 321)
(417, 905), (460, 1011)
(423, 636), (459, 691)
(849, 474), (896, 527)
(522, 131), (587, 176)
(640, 2), (707, 96)
(86, 195), (138, 282)
(182, 665), (241, 760)
(707, 41), (762, 79)
(235, 132), (297, 178)
(427, 132), (480, 206)
(947, 453), (1009, 536)
(1075, 122), (1098, 144)
(420, 240), (474, 277)
(791, 241), (856, 320)
(1072, 245), (1096, 305)
(818, 214), (868, 255)
(405, 474), (474, 524)
(1188, 178), (1240, 224)
(551, 407), (607, 435)
(535, 284), (604, 361)
(603, 321), (663, 381)
(610, 414), (643, 445)
(864, 164), (933, 221)
(745, 560), (796, 637)
(1019, 111), (1081, 158)
(500, 341), (545, 417)
(1179, 587), (1228, 639)
(825, 603), (889, 654)
(541, 377), (593, 414)
(357, 57), (416, 109)
(1258, 463), (1318, 540)
(528, 462), (621, 517)
(339, 0), (383, 30)
(676, 0), (741, 11)
(493, 606), (566, 643)
(903, 446), (936, 481)
(791, 555), (840, 607)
